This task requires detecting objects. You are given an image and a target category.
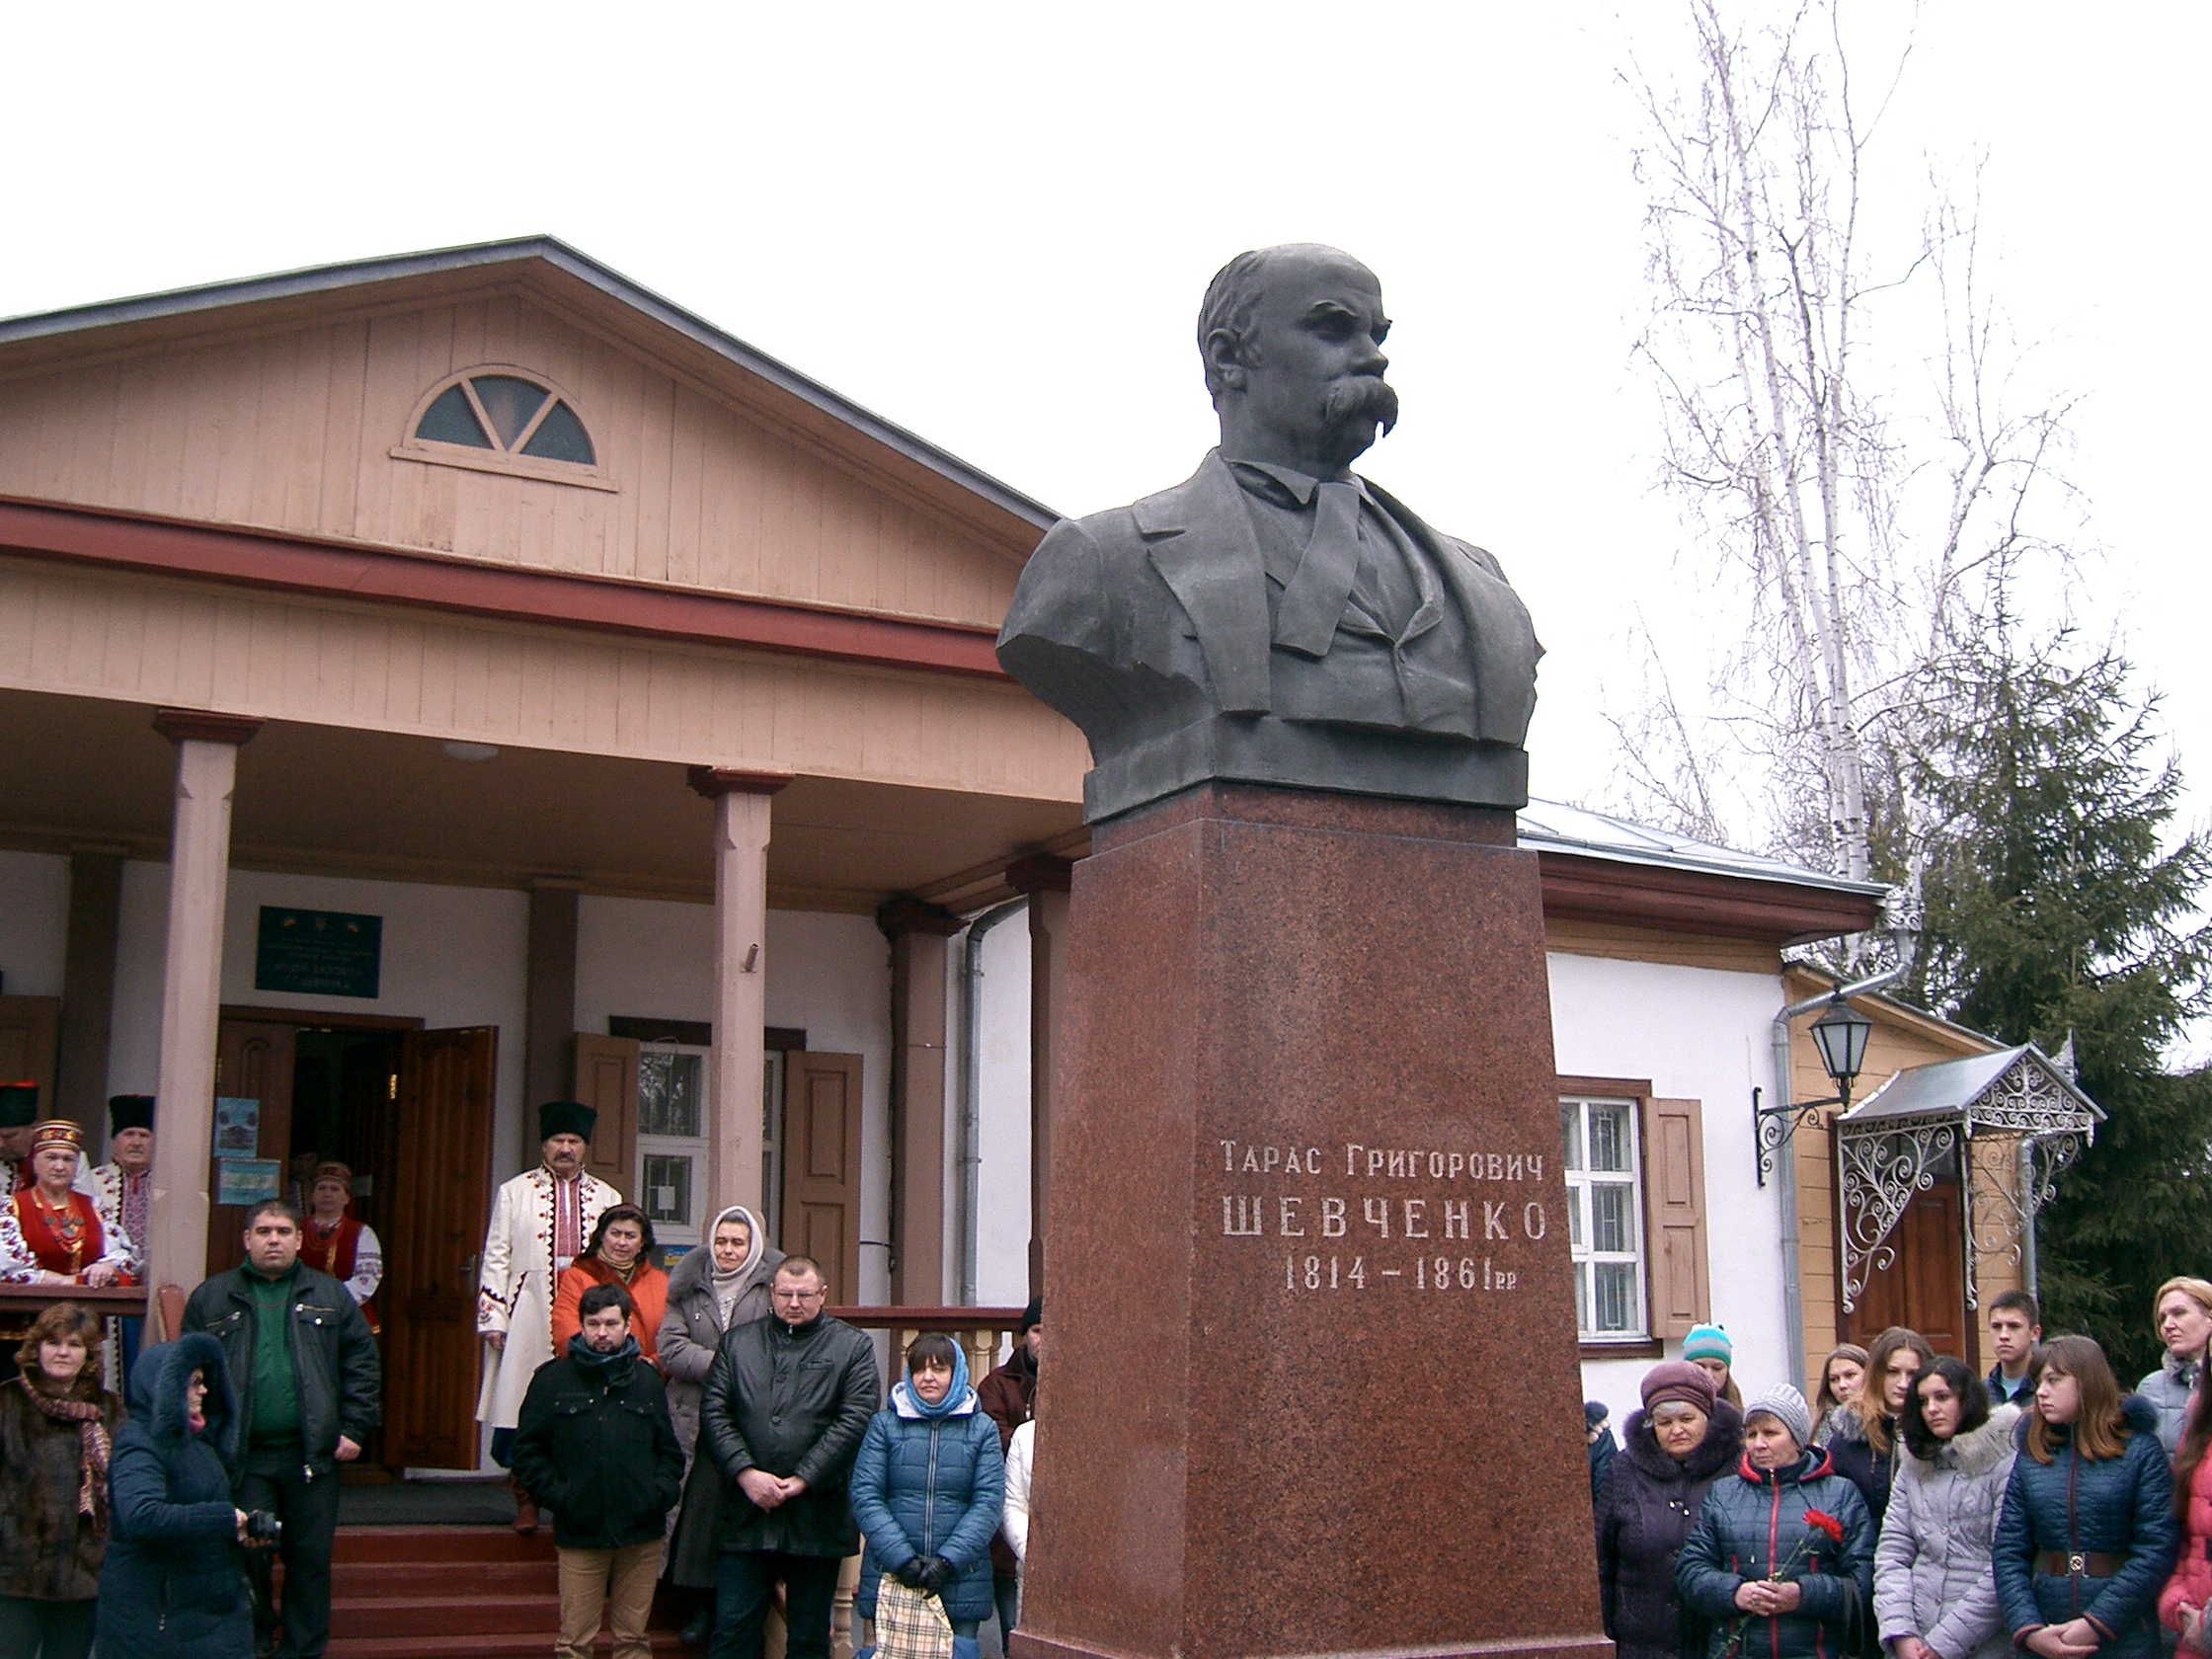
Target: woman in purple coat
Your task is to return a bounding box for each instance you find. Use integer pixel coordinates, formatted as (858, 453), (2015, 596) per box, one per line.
(1596, 1362), (1746, 1659)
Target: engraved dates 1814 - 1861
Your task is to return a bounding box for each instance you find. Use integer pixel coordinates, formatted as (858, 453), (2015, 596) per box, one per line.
(1215, 1138), (1546, 1297)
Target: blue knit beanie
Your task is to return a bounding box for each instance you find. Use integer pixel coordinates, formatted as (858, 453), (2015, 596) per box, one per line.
(1682, 1322), (1732, 1367)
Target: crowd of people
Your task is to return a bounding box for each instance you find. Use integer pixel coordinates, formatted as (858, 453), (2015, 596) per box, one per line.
(0, 1094), (1046, 1659)
(1593, 1284), (2212, 1659)
(15, 1078), (2212, 1659)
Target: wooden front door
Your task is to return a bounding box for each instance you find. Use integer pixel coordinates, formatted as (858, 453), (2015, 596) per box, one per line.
(208, 1020), (297, 1278)
(780, 1052), (863, 1304)
(574, 1034), (640, 1199)
(382, 1026), (496, 1469)
(0, 996), (60, 1113)
(1846, 1179), (1968, 1360)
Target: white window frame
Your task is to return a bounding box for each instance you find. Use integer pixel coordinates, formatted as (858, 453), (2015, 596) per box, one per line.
(1561, 1094), (1649, 1343)
(636, 1042), (712, 1247)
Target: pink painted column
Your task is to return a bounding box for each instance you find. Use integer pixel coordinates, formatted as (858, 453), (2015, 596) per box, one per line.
(689, 767), (789, 1219)
(146, 709), (261, 1335)
(1007, 854), (1073, 1300)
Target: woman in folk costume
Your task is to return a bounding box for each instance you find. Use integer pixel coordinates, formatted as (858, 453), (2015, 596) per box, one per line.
(0, 1122), (135, 1287)
(475, 1100), (621, 1531)
(299, 1161), (382, 1335)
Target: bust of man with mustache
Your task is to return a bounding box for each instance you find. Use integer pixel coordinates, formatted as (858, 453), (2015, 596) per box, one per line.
(997, 244), (1541, 822)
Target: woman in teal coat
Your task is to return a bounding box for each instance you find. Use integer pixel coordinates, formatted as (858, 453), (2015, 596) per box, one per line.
(850, 1333), (1005, 1640)
(1676, 1384), (1875, 1659)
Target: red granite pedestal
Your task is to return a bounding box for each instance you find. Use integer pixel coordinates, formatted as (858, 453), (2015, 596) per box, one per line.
(1013, 783), (1610, 1659)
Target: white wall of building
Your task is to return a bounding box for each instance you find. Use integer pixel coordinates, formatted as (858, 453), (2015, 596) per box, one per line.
(0, 848), (71, 998)
(108, 862), (533, 1166)
(966, 904), (1034, 1308)
(574, 896), (896, 1304)
(1549, 950), (1784, 1437)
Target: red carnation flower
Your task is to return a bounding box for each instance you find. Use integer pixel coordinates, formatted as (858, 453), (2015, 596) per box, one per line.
(1804, 1509), (1845, 1543)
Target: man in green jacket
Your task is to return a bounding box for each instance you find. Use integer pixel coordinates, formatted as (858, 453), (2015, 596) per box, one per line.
(182, 1199), (380, 1659)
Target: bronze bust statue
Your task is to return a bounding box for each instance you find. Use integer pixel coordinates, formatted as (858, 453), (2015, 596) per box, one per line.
(997, 244), (1541, 822)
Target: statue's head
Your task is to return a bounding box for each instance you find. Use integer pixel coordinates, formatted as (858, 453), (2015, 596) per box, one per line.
(1198, 244), (1398, 472)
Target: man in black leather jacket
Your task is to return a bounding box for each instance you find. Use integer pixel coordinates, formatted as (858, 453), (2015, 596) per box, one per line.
(699, 1254), (880, 1659)
(182, 1199), (379, 1659)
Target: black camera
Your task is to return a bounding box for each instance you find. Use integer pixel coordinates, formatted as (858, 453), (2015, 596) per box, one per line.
(245, 1510), (282, 1542)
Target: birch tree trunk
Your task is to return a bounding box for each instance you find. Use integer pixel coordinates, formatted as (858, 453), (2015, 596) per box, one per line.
(1617, 0), (2079, 904)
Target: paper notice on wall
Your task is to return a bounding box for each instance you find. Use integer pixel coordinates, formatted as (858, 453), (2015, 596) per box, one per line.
(213, 1097), (260, 1159)
(217, 1159), (282, 1207)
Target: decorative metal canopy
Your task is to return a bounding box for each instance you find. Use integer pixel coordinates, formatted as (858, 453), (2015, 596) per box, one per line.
(1834, 1045), (2101, 1315)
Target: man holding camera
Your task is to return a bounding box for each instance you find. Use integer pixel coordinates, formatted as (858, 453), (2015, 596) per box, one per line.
(183, 1198), (381, 1659)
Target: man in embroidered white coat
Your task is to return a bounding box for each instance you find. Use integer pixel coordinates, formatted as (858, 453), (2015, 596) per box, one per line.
(84, 1093), (157, 1383)
(476, 1100), (621, 1528)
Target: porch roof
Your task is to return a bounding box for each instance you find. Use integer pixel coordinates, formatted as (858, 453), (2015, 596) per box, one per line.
(1840, 1044), (2104, 1139)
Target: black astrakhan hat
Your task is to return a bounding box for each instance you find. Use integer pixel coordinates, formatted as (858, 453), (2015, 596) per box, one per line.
(0, 1081), (38, 1128)
(536, 1100), (598, 1144)
(109, 1094), (156, 1135)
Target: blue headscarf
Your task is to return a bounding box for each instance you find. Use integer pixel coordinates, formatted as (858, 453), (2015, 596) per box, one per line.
(899, 1340), (972, 1420)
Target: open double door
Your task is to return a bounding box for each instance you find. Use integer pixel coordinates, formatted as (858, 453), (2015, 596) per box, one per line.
(214, 1016), (865, 1468)
(213, 1017), (494, 1470)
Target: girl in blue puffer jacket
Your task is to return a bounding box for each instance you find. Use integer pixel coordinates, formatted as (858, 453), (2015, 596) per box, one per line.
(1995, 1334), (2178, 1659)
(851, 1333), (1005, 1642)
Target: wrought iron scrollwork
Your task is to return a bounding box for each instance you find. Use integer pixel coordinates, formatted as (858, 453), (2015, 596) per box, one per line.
(1754, 1087), (1835, 1189)
(1838, 1121), (1957, 1314)
(1960, 1128), (2087, 1311)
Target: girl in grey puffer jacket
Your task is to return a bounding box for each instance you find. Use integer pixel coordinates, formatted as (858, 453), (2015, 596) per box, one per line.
(1875, 1357), (2019, 1659)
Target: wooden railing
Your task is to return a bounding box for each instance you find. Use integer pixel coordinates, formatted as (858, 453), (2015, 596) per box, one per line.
(0, 1285), (149, 1314)
(830, 1304), (1027, 1388)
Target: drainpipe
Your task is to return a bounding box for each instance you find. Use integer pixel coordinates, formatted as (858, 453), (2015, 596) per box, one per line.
(2018, 1136), (2040, 1300)
(1772, 953), (1912, 1392)
(958, 899), (1028, 1305)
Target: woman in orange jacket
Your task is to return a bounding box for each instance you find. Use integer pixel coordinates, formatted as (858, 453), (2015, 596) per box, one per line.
(551, 1204), (669, 1368)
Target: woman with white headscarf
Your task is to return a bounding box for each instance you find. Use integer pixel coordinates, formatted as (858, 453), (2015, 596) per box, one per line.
(659, 1205), (782, 1645)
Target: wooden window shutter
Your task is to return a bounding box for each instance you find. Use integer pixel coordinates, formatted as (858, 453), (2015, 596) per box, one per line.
(573, 1034), (639, 1201)
(1640, 1096), (1711, 1338)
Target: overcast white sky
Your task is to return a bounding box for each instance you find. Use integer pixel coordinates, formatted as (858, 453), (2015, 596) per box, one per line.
(5, 3), (2207, 854)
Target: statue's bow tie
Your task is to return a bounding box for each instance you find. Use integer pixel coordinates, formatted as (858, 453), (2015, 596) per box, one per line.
(1273, 478), (1363, 658)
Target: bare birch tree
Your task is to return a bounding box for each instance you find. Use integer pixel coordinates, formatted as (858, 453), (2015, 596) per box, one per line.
(1614, 0), (2081, 900)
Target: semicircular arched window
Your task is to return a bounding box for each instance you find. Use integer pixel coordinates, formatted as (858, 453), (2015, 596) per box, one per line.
(398, 367), (610, 488)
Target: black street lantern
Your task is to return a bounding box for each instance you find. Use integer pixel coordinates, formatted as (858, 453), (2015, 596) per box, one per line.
(1809, 994), (1874, 1106)
(1754, 990), (1880, 1187)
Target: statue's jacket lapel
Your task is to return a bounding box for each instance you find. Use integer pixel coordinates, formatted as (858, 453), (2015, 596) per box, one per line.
(1362, 479), (1542, 748)
(1134, 451), (1273, 715)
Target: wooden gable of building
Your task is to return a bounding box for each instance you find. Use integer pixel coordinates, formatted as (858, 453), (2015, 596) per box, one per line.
(0, 279), (1031, 630)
